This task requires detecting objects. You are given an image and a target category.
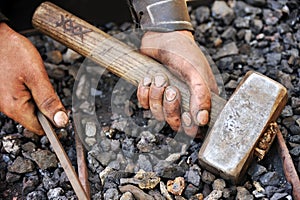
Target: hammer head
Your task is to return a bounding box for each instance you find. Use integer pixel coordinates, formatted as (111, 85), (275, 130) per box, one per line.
(198, 71), (288, 183)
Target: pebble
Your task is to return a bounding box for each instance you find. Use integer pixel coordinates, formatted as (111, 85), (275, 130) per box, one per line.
(31, 149), (58, 170)
(62, 48), (82, 63)
(6, 172), (21, 183)
(201, 170), (216, 184)
(7, 156), (35, 174)
(212, 179), (226, 191)
(204, 190), (222, 200)
(85, 121), (97, 137)
(2, 139), (21, 155)
(47, 187), (64, 200)
(167, 177), (185, 196)
(211, 1), (235, 25)
(214, 42), (239, 60)
(194, 6), (210, 24)
(160, 181), (172, 200)
(120, 191), (134, 200)
(45, 50), (63, 64)
(259, 171), (281, 186)
(236, 186), (254, 200)
(184, 165), (201, 187)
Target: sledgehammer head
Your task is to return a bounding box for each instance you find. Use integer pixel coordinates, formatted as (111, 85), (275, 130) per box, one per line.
(198, 71), (288, 183)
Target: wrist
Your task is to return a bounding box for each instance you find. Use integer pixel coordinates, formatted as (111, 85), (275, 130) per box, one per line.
(128, 0), (194, 32)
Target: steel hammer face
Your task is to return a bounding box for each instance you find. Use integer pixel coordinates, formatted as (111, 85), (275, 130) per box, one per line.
(198, 71), (288, 183)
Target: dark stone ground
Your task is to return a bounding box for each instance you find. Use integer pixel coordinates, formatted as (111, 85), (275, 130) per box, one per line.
(0, 0), (299, 199)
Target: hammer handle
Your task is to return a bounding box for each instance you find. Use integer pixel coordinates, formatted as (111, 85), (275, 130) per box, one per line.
(32, 1), (226, 126)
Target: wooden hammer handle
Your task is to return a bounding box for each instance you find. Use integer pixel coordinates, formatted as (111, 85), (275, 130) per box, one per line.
(32, 1), (226, 126)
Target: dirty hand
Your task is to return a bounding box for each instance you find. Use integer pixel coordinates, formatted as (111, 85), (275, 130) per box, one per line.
(137, 30), (218, 137)
(0, 23), (68, 135)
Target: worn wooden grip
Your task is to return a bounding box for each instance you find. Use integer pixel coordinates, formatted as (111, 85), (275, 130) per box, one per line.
(32, 1), (226, 127)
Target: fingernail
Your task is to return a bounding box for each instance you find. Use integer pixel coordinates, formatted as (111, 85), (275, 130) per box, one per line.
(165, 86), (177, 101)
(154, 74), (167, 87)
(143, 76), (152, 86)
(182, 112), (192, 127)
(54, 111), (69, 127)
(196, 110), (209, 126)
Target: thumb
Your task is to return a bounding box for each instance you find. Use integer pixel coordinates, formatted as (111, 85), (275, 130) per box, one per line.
(25, 65), (68, 128)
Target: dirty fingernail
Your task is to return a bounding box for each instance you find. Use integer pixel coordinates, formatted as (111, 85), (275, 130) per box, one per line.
(154, 74), (167, 87)
(196, 110), (209, 126)
(182, 112), (192, 127)
(54, 111), (69, 127)
(143, 76), (152, 86)
(165, 86), (177, 101)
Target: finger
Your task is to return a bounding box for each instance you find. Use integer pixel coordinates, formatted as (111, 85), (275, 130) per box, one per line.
(189, 82), (211, 126)
(163, 86), (181, 131)
(137, 76), (152, 109)
(24, 62), (68, 128)
(181, 112), (198, 138)
(1, 95), (44, 135)
(149, 73), (168, 121)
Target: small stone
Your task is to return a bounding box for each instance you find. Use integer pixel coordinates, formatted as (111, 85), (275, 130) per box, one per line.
(184, 165), (201, 187)
(221, 27), (237, 40)
(212, 1), (235, 25)
(204, 190), (222, 200)
(259, 172), (280, 186)
(2, 139), (21, 155)
(85, 137), (97, 147)
(251, 19), (263, 34)
(245, 0), (266, 7)
(225, 79), (238, 90)
(266, 53), (282, 66)
(270, 193), (288, 200)
(236, 186), (254, 200)
(201, 170), (216, 184)
(289, 145), (300, 157)
(160, 181), (173, 200)
(63, 48), (82, 63)
(212, 179), (226, 191)
(99, 166), (114, 185)
(234, 17), (250, 29)
(167, 177), (185, 196)
(104, 188), (121, 200)
(6, 172), (21, 183)
(277, 71), (294, 91)
(154, 160), (186, 179)
(85, 121), (97, 137)
(22, 142), (36, 153)
(43, 175), (59, 190)
(120, 192), (134, 200)
(190, 193), (204, 200)
(31, 149), (58, 170)
(26, 191), (47, 200)
(8, 156), (35, 174)
(253, 190), (265, 198)
(248, 163), (267, 180)
(22, 175), (39, 195)
(194, 6), (210, 23)
(245, 30), (252, 43)
(214, 42), (239, 60)
(47, 187), (64, 200)
(184, 184), (199, 199)
(135, 154), (153, 172)
(45, 50), (63, 64)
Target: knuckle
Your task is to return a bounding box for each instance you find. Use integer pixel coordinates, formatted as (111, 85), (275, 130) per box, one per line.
(38, 96), (60, 112)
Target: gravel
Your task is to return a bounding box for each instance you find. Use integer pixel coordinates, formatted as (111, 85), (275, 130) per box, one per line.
(0, 0), (299, 199)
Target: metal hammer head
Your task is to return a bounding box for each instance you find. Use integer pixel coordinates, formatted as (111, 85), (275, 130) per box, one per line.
(198, 71), (288, 183)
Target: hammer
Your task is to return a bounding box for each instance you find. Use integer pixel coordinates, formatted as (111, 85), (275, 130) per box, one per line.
(32, 2), (288, 183)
